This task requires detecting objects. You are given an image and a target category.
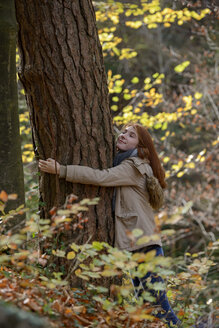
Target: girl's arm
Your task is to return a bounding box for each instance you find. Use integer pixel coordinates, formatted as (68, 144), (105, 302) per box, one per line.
(39, 158), (139, 187)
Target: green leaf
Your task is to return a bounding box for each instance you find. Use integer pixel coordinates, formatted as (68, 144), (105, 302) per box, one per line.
(152, 73), (159, 78)
(95, 286), (108, 293)
(132, 229), (143, 238)
(92, 241), (104, 251)
(114, 86), (122, 93)
(112, 47), (120, 56)
(153, 123), (162, 129)
(131, 77), (139, 84)
(112, 96), (119, 102)
(162, 122), (168, 130)
(111, 105), (118, 111)
(136, 235), (150, 245)
(161, 229), (175, 236)
(123, 94), (132, 100)
(83, 271), (101, 279)
(39, 219), (50, 224)
(101, 270), (118, 277)
(102, 300), (115, 311)
(149, 281), (165, 291)
(70, 243), (79, 252)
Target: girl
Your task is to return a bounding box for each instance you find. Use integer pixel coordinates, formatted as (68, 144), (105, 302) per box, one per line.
(39, 123), (181, 327)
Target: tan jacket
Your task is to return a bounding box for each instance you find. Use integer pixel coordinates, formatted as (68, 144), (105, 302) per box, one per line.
(59, 157), (161, 251)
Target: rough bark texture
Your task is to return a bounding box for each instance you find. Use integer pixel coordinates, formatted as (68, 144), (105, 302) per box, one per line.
(0, 0), (25, 227)
(15, 0), (114, 247)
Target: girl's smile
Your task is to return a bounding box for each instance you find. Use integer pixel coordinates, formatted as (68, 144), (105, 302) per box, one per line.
(116, 126), (139, 151)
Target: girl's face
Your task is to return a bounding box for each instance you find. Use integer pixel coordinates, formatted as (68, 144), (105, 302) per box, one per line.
(116, 126), (139, 151)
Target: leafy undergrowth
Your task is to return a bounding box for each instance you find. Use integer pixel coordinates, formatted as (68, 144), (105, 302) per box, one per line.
(0, 266), (167, 328)
(0, 191), (218, 327)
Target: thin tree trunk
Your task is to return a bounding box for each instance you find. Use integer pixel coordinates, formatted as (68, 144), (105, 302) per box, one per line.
(15, 0), (114, 247)
(0, 0), (25, 228)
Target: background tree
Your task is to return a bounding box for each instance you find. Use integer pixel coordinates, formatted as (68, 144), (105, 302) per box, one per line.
(0, 0), (25, 228)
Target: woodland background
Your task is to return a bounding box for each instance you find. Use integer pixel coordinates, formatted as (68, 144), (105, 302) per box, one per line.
(0, 0), (218, 327)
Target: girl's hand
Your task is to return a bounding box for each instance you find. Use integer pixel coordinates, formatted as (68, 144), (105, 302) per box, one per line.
(38, 158), (60, 175)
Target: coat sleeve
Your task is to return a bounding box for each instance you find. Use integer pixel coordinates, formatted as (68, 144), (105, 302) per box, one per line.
(59, 160), (140, 187)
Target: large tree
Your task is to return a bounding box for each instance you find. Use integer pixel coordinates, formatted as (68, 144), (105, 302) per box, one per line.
(0, 0), (25, 227)
(15, 0), (114, 246)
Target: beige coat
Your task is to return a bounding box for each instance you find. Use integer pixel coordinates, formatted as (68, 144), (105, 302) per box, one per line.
(59, 157), (161, 251)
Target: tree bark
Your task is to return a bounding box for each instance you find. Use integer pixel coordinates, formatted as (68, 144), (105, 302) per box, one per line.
(0, 0), (25, 227)
(15, 0), (114, 247)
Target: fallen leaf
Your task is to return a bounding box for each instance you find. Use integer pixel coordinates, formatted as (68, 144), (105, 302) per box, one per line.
(0, 191), (8, 202)
(8, 194), (18, 200)
(52, 300), (63, 313)
(72, 305), (86, 314)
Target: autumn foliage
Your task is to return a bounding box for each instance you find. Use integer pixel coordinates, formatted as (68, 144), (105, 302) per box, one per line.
(1, 0), (218, 327)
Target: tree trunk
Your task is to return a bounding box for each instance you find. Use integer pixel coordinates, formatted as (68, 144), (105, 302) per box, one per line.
(0, 0), (25, 228)
(15, 0), (114, 247)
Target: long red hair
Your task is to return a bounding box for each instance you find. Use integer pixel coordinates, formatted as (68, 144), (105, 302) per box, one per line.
(126, 123), (167, 189)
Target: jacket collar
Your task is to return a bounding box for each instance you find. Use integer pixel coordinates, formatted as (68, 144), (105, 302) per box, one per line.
(113, 148), (138, 167)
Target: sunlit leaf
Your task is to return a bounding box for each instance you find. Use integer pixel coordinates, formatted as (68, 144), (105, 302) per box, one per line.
(174, 61), (190, 73)
(194, 92), (203, 99)
(131, 77), (139, 84)
(67, 251), (76, 260)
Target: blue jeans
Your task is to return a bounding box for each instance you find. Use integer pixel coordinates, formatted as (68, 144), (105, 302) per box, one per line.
(132, 245), (180, 327)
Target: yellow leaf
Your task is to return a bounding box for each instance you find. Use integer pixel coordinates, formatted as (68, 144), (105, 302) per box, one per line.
(174, 61), (190, 73)
(194, 92), (203, 99)
(165, 170), (170, 178)
(148, 23), (158, 29)
(75, 269), (82, 276)
(67, 251), (76, 260)
(111, 105), (118, 111)
(131, 77), (139, 84)
(212, 139), (219, 146)
(125, 21), (142, 29)
(163, 157), (170, 163)
(177, 171), (185, 178)
(185, 162), (195, 169)
(192, 253), (198, 258)
(144, 77), (151, 84)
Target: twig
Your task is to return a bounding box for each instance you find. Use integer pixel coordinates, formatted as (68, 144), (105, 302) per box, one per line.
(206, 93), (219, 120)
(72, 312), (91, 326)
(66, 234), (93, 280)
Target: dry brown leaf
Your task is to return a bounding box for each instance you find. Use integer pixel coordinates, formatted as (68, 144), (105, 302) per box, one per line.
(52, 300), (63, 313)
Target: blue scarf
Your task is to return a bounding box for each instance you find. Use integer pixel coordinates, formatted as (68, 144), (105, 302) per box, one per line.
(113, 148), (138, 167)
(112, 148), (138, 212)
